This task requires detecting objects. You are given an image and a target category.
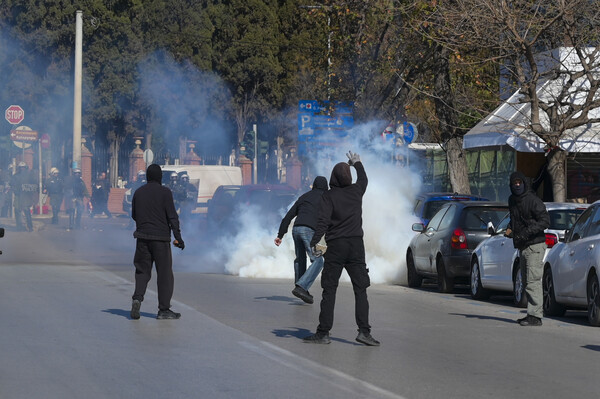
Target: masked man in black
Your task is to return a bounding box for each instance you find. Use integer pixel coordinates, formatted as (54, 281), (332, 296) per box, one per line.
(130, 164), (184, 320)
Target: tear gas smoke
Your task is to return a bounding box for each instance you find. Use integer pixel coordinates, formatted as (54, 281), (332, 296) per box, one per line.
(221, 121), (422, 285)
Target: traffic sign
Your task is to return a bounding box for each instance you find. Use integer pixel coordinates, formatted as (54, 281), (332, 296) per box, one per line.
(40, 133), (51, 149)
(10, 126), (38, 142)
(5, 105), (25, 125)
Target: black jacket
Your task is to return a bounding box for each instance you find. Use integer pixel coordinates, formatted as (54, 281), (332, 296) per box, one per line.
(508, 171), (549, 250)
(277, 176), (328, 238)
(132, 180), (182, 242)
(310, 161), (367, 247)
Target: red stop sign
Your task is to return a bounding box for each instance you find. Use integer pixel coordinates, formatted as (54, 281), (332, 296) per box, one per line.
(5, 105), (25, 125)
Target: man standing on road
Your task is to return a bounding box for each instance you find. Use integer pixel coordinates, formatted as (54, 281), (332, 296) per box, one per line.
(44, 167), (64, 225)
(505, 171), (549, 327)
(63, 168), (89, 230)
(11, 162), (37, 232)
(275, 176), (328, 304)
(303, 151), (380, 346)
(130, 164), (185, 320)
(91, 172), (112, 218)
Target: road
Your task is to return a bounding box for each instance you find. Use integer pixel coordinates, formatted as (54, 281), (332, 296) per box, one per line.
(1, 214), (599, 398)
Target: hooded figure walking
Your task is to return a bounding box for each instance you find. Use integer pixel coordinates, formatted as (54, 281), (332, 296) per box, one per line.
(505, 171), (549, 326)
(303, 151), (380, 346)
(130, 164), (185, 320)
(275, 176), (328, 304)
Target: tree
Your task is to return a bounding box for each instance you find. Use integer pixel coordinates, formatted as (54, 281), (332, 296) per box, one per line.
(427, 0), (600, 201)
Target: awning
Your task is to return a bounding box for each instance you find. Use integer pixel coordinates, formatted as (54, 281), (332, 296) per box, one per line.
(464, 48), (600, 153)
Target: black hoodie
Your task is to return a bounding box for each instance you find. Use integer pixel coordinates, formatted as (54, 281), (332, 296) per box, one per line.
(508, 171), (549, 250)
(277, 176), (328, 238)
(132, 164), (182, 242)
(310, 161), (368, 247)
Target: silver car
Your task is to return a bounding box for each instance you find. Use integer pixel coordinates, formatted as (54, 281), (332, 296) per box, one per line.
(543, 201), (600, 326)
(470, 202), (588, 307)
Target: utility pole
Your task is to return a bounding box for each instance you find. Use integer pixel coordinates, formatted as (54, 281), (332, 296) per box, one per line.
(72, 10), (83, 171)
(253, 124), (257, 184)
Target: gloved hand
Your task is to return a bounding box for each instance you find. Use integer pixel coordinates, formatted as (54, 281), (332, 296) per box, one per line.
(311, 246), (323, 258)
(173, 239), (185, 250)
(346, 151), (361, 166)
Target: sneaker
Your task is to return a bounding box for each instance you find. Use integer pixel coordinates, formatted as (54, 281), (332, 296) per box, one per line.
(156, 309), (181, 320)
(519, 315), (542, 326)
(303, 332), (331, 344)
(356, 331), (381, 346)
(292, 286), (314, 304)
(130, 299), (141, 320)
(516, 315), (528, 324)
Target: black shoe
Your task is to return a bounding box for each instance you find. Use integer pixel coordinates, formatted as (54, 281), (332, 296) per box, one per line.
(130, 299), (141, 320)
(303, 332), (331, 344)
(356, 331), (381, 346)
(516, 315), (528, 324)
(292, 286), (314, 304)
(519, 315), (542, 326)
(157, 309), (181, 320)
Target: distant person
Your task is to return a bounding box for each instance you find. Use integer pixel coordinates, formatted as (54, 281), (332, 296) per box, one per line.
(11, 162), (38, 232)
(505, 171), (549, 327)
(274, 176), (328, 304)
(130, 164), (184, 320)
(0, 167), (9, 218)
(177, 174), (198, 223)
(304, 151), (380, 346)
(126, 170), (147, 228)
(168, 173), (182, 212)
(91, 172), (112, 218)
(63, 168), (89, 230)
(44, 167), (64, 224)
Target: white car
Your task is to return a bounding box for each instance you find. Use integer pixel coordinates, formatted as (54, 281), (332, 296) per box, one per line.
(470, 202), (588, 307)
(543, 200), (600, 326)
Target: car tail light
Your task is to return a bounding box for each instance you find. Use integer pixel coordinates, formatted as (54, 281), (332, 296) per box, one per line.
(545, 233), (558, 248)
(451, 228), (467, 249)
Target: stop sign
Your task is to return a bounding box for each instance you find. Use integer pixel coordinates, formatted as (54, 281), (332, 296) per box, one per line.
(5, 105), (25, 125)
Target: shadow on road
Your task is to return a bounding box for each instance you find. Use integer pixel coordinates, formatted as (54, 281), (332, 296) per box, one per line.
(448, 312), (516, 324)
(102, 308), (155, 319)
(271, 328), (362, 345)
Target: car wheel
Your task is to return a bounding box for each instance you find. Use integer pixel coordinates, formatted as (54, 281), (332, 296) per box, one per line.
(587, 272), (600, 327)
(406, 251), (423, 288)
(436, 256), (454, 293)
(513, 262), (527, 308)
(470, 259), (489, 300)
(543, 266), (566, 317)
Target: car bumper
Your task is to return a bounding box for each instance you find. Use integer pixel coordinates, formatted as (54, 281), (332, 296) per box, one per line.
(445, 253), (472, 278)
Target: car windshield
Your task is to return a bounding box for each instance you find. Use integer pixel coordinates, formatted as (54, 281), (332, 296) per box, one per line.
(548, 209), (585, 230)
(462, 207), (508, 231)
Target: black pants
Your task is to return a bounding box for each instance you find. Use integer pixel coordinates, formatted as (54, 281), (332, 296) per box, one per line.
(317, 237), (371, 334)
(50, 196), (63, 224)
(132, 239), (174, 311)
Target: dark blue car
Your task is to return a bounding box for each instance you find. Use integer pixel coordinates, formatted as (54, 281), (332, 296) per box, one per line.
(413, 192), (489, 226)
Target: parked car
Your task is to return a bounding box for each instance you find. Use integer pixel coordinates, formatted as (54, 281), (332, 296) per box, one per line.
(469, 202), (589, 306)
(413, 192), (489, 226)
(406, 201), (509, 293)
(543, 201), (600, 326)
(206, 184), (297, 232)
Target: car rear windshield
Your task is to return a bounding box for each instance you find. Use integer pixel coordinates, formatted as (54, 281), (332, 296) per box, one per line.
(548, 209), (585, 230)
(462, 207), (508, 231)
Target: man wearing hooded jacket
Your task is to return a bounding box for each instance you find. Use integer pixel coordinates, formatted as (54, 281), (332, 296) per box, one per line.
(130, 164), (185, 320)
(275, 175), (328, 304)
(303, 151), (380, 346)
(505, 171), (549, 326)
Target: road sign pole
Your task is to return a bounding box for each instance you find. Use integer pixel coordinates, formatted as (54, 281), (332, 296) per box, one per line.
(38, 140), (43, 215)
(253, 124), (257, 184)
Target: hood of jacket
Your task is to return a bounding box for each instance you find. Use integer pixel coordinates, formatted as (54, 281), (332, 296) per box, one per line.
(146, 164), (162, 183)
(330, 162), (352, 188)
(312, 176), (328, 190)
(510, 171), (528, 197)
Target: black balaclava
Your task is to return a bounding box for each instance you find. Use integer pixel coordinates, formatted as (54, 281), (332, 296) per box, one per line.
(146, 164), (162, 183)
(330, 162), (352, 188)
(312, 176), (328, 190)
(510, 171), (527, 196)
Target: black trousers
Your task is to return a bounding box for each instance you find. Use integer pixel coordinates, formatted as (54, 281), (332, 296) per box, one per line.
(132, 239), (174, 311)
(317, 237), (371, 334)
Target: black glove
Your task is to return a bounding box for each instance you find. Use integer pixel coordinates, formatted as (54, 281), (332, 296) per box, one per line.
(174, 239), (185, 250)
(346, 151), (361, 166)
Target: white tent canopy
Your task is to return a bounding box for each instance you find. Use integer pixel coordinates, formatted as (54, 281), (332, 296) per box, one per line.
(463, 47), (600, 153)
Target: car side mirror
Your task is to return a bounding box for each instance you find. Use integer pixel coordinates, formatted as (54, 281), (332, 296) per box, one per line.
(412, 223), (425, 233)
(487, 222), (495, 235)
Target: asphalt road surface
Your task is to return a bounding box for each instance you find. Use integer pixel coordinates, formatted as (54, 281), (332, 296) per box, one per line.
(1, 214), (599, 399)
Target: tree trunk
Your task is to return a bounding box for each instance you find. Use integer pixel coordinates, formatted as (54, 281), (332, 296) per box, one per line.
(548, 149), (567, 202)
(433, 44), (471, 194)
(446, 137), (471, 194)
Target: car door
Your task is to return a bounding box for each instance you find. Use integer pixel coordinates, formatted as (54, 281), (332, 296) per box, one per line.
(480, 215), (514, 287)
(412, 205), (450, 273)
(553, 206), (595, 299)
